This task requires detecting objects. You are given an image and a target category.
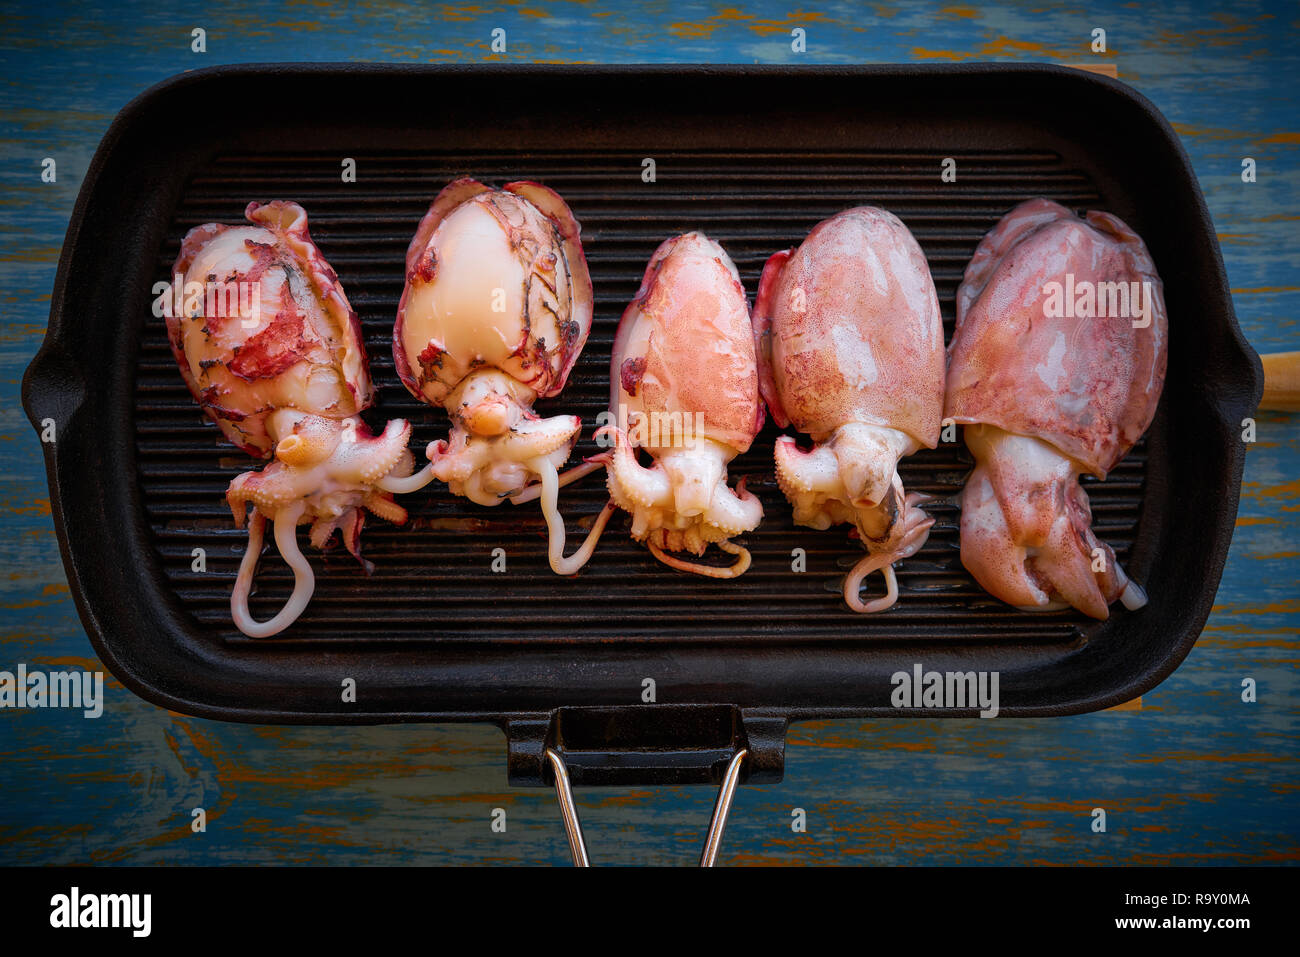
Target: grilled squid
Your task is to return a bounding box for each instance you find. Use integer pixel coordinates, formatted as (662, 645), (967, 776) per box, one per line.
(391, 178), (604, 574)
(753, 208), (945, 612)
(168, 201), (415, 638)
(600, 232), (763, 576)
(946, 199), (1167, 619)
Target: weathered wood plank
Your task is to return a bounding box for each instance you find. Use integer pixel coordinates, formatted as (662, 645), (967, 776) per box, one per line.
(0, 0), (1295, 865)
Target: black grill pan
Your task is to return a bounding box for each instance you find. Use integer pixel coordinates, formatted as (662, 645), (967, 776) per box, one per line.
(22, 64), (1262, 788)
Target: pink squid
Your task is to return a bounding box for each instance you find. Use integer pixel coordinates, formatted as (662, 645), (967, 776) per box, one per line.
(524, 232), (764, 577)
(946, 198), (1167, 619)
(752, 207), (945, 612)
(390, 178), (604, 574)
(168, 201), (415, 638)
(597, 232), (764, 577)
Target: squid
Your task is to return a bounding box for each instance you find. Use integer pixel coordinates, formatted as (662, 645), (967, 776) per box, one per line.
(752, 207), (945, 612)
(946, 198), (1167, 619)
(519, 232), (764, 576)
(390, 178), (605, 574)
(595, 231), (764, 577)
(168, 201), (415, 638)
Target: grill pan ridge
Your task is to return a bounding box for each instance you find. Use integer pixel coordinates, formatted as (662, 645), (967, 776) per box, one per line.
(23, 66), (1262, 776)
(147, 147), (1137, 644)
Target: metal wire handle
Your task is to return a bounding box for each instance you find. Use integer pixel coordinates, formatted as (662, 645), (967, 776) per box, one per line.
(545, 747), (590, 866)
(544, 747), (749, 867)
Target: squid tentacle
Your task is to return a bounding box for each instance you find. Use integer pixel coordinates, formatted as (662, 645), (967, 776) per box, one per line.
(843, 491), (935, 613)
(378, 460), (437, 494)
(231, 502), (315, 639)
(599, 425), (673, 511)
(363, 492), (408, 525)
(844, 553), (899, 614)
(507, 455), (608, 505)
(960, 425), (1144, 620)
(529, 454), (616, 575)
(647, 537), (751, 579)
(416, 391), (584, 504)
(225, 415), (415, 636)
(703, 476), (763, 537)
(590, 425), (759, 578)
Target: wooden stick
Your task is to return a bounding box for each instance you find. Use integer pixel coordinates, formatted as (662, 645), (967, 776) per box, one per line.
(1057, 62), (1119, 78)
(1260, 351), (1300, 412)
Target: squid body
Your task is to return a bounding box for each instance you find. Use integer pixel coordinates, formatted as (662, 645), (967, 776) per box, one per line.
(946, 198), (1168, 619)
(596, 231), (764, 577)
(168, 201), (414, 637)
(753, 207), (946, 612)
(391, 178), (600, 573)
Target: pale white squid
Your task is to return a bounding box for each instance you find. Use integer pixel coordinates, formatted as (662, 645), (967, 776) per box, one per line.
(946, 199), (1167, 619)
(168, 201), (415, 637)
(752, 207), (946, 612)
(390, 178), (607, 574)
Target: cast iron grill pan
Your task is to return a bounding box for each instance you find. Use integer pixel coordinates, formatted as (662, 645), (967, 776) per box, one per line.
(24, 68), (1261, 767)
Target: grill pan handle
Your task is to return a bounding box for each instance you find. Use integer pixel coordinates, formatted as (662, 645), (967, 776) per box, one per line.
(505, 705), (786, 788)
(1260, 351), (1299, 411)
(545, 745), (749, 866)
(505, 706), (785, 865)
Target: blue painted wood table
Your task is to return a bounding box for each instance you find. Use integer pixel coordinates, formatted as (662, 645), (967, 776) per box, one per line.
(0, 0), (1295, 865)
